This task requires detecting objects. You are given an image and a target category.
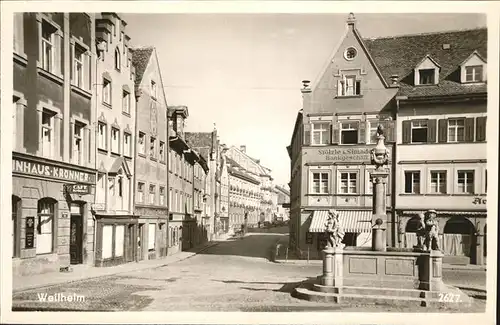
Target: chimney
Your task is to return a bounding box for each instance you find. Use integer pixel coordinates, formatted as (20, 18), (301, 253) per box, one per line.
(168, 105), (189, 139)
(240, 145), (246, 153)
(301, 80), (311, 94)
(390, 74), (399, 86)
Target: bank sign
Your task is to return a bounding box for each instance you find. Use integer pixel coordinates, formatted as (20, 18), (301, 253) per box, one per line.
(315, 147), (373, 163)
(13, 157), (96, 184)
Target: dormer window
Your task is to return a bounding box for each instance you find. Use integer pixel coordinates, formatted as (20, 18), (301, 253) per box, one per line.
(338, 76), (361, 97)
(465, 65), (483, 82)
(460, 51), (486, 84)
(414, 55), (440, 86)
(419, 69), (435, 85)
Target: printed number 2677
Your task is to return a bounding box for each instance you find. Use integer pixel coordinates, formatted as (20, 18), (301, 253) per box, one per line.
(439, 293), (461, 303)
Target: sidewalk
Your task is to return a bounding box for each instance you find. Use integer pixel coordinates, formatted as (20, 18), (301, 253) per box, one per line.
(13, 239), (224, 293)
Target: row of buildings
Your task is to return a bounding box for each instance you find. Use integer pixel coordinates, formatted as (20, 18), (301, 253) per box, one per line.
(288, 14), (487, 265)
(11, 12), (288, 276)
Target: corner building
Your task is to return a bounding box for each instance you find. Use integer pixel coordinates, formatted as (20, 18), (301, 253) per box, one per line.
(12, 13), (97, 274)
(288, 14), (397, 259)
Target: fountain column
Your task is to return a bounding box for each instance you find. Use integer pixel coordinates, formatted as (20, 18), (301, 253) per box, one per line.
(370, 125), (390, 252)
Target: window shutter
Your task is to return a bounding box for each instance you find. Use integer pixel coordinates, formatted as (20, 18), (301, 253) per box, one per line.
(385, 120), (395, 143)
(438, 119), (448, 143)
(303, 123), (311, 145)
(476, 116), (487, 141)
(331, 122), (340, 144)
(465, 117), (475, 142)
(402, 120), (411, 144)
(358, 121), (366, 144)
(427, 119), (437, 143)
(337, 80), (342, 97)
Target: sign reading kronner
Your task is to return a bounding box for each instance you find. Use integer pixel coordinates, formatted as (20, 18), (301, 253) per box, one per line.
(13, 158), (96, 184)
(318, 147), (372, 163)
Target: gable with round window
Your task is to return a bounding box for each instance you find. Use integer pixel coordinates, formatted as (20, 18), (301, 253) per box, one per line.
(344, 47), (357, 60)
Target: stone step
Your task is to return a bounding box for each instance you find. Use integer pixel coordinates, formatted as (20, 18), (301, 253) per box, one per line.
(294, 285), (471, 309)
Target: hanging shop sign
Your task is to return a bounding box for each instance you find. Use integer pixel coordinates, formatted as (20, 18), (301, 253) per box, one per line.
(25, 217), (35, 249)
(65, 184), (92, 195)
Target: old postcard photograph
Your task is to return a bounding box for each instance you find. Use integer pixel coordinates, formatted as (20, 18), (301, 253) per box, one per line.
(0, 1), (498, 324)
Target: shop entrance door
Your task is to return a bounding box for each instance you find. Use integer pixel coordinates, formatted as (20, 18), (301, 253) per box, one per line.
(70, 204), (84, 264)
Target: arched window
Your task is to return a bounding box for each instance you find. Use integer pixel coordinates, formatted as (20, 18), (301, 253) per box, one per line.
(12, 196), (21, 257)
(37, 198), (56, 254)
(114, 47), (121, 70)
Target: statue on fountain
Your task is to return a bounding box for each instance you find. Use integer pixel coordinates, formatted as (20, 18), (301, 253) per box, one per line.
(370, 124), (390, 169)
(324, 209), (345, 248)
(423, 210), (440, 251)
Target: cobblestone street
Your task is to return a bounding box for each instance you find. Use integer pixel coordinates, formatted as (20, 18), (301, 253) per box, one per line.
(12, 228), (486, 312)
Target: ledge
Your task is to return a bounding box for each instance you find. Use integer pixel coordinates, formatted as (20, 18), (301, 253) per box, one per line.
(13, 52), (28, 66)
(37, 67), (63, 86)
(71, 85), (92, 99)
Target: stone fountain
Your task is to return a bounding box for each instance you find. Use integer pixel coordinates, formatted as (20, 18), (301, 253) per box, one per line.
(292, 125), (473, 308)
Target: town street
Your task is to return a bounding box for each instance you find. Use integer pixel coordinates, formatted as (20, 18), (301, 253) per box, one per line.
(12, 228), (486, 312)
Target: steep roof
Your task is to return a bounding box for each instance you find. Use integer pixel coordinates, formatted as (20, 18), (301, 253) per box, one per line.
(228, 166), (260, 185)
(275, 185), (290, 197)
(363, 28), (487, 98)
(185, 132), (213, 161)
(130, 47), (154, 85)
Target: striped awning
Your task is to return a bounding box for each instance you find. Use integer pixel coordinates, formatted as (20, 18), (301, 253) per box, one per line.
(309, 210), (373, 233)
(401, 210), (486, 216)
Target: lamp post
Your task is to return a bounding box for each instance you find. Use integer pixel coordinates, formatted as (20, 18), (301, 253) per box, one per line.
(370, 125), (390, 251)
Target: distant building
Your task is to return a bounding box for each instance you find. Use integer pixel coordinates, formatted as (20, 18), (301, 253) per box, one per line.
(287, 13), (487, 264)
(93, 13), (137, 267)
(12, 13), (97, 275)
(218, 147), (230, 232)
(131, 46), (170, 261)
(275, 186), (291, 222)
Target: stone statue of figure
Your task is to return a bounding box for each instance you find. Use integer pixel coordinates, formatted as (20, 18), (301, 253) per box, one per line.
(324, 209), (345, 248)
(371, 124), (390, 167)
(423, 210), (440, 251)
(415, 213), (426, 249)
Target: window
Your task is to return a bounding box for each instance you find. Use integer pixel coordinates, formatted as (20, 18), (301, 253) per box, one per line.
(419, 69), (435, 85)
(149, 184), (156, 204)
(411, 120), (428, 143)
(96, 173), (105, 204)
(41, 109), (56, 158)
(311, 172), (329, 194)
(340, 172), (357, 194)
(108, 177), (115, 196)
(465, 65), (483, 82)
(41, 21), (56, 72)
(73, 44), (85, 88)
(73, 122), (85, 164)
(457, 171), (474, 194)
(404, 171), (420, 194)
(448, 119), (465, 142)
(339, 76), (361, 96)
(311, 122), (330, 145)
(138, 132), (146, 155)
(430, 171), (447, 194)
(37, 199), (55, 254)
(341, 122), (358, 145)
(114, 47), (121, 70)
(148, 223), (156, 251)
(160, 187), (165, 206)
(98, 122), (107, 150)
(344, 47), (357, 60)
(122, 90), (130, 114)
(103, 78), (111, 105)
(123, 133), (131, 157)
(137, 182), (145, 203)
(111, 128), (120, 154)
(159, 141), (165, 162)
(369, 121), (379, 144)
(151, 80), (157, 99)
(150, 137), (157, 159)
(117, 176), (123, 198)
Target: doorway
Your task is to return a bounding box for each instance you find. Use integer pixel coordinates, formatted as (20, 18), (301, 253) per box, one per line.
(137, 223), (144, 261)
(125, 224), (135, 262)
(70, 203), (84, 264)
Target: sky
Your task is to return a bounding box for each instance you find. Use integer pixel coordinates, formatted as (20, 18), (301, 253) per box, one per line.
(122, 13), (486, 186)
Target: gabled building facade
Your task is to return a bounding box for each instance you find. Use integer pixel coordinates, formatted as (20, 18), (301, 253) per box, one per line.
(93, 13), (137, 267)
(288, 14), (398, 259)
(288, 14), (487, 265)
(363, 28), (488, 265)
(131, 46), (169, 261)
(12, 13), (97, 275)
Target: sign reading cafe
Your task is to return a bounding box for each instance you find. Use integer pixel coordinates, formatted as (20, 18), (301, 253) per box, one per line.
(12, 157), (96, 184)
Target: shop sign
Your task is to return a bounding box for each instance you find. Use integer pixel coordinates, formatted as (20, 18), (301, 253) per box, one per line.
(65, 184), (91, 195)
(12, 157), (96, 184)
(472, 197), (486, 205)
(317, 147), (372, 163)
(25, 217), (35, 249)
